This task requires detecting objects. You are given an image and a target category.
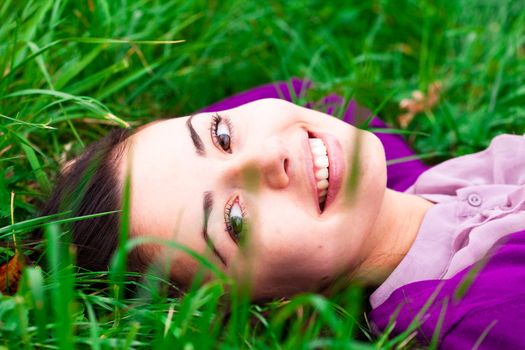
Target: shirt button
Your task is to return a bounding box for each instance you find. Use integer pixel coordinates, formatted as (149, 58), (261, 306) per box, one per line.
(467, 193), (482, 207)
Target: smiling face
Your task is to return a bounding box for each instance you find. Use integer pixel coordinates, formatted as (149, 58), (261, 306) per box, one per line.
(122, 98), (387, 299)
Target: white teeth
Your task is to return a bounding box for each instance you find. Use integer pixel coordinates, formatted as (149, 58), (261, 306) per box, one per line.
(316, 179), (329, 190)
(309, 139), (327, 156)
(315, 168), (328, 180)
(311, 146), (327, 157)
(314, 155), (329, 168)
(310, 145), (323, 153)
(309, 138), (323, 146)
(309, 137), (330, 208)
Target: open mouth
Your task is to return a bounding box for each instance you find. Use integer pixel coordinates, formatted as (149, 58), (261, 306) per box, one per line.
(307, 136), (329, 212)
(306, 129), (345, 215)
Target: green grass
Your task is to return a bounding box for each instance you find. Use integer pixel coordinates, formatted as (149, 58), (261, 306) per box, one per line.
(1, 0), (524, 348)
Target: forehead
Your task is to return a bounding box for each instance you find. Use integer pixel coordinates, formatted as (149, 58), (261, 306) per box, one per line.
(124, 116), (207, 252)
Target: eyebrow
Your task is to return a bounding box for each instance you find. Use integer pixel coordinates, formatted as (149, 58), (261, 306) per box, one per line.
(203, 191), (226, 266)
(186, 114), (205, 156)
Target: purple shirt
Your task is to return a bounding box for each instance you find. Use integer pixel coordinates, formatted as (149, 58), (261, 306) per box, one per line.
(370, 230), (525, 349)
(369, 134), (525, 349)
(371, 134), (525, 308)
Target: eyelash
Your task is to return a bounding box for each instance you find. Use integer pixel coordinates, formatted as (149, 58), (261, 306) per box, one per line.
(224, 196), (247, 244)
(209, 113), (234, 153)
(209, 113), (246, 243)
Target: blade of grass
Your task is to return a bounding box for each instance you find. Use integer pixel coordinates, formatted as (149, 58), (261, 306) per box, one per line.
(19, 142), (51, 194)
(14, 295), (32, 350)
(21, 267), (47, 344)
(0, 211), (124, 238)
(3, 89), (129, 128)
(80, 293), (101, 350)
(45, 222), (75, 350)
(54, 45), (104, 90)
(27, 41), (84, 147)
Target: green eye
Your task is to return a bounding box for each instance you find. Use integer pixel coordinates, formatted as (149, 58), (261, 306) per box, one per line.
(230, 215), (243, 240)
(226, 200), (245, 242)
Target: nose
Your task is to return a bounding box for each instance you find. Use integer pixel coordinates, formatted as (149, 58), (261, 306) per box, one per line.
(224, 136), (290, 189)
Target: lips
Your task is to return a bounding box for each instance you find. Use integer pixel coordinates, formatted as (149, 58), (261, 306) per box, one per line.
(318, 132), (344, 211)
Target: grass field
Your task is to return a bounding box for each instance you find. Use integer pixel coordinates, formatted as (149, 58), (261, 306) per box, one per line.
(1, 0), (524, 348)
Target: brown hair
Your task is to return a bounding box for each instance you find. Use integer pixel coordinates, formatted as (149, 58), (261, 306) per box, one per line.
(35, 128), (137, 272)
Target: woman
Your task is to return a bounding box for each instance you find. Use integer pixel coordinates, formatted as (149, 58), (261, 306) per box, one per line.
(25, 79), (525, 348)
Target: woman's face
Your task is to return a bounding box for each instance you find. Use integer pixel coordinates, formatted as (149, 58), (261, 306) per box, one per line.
(123, 99), (387, 299)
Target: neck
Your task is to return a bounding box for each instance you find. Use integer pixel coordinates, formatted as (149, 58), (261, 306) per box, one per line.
(352, 189), (433, 286)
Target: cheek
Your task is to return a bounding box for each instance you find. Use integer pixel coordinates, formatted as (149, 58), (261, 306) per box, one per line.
(241, 221), (342, 296)
(359, 132), (387, 200)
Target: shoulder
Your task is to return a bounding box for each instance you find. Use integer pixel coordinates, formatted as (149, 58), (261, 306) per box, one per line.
(369, 230), (525, 349)
(409, 133), (525, 194)
(483, 133), (525, 161)
(488, 132), (525, 145)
